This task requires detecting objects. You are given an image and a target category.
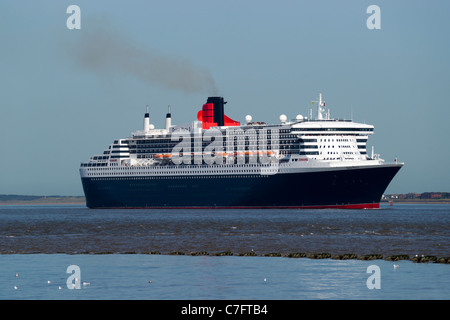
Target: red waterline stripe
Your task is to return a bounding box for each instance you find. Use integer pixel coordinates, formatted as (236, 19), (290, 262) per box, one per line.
(95, 203), (380, 210)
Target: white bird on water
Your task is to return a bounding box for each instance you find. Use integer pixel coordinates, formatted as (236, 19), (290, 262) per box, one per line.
(393, 264), (399, 270)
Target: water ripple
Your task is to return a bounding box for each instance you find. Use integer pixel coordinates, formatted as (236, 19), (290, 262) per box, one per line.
(0, 204), (449, 257)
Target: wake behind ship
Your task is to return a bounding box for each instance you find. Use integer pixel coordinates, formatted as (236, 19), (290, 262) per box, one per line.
(80, 94), (403, 209)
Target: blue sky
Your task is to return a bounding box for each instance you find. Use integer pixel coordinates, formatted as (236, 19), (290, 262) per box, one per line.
(1, 0), (449, 196)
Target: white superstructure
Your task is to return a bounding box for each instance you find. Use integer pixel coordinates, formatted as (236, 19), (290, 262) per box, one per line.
(80, 93), (399, 179)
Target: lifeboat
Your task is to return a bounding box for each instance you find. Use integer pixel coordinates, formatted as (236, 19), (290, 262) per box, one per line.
(154, 154), (163, 159)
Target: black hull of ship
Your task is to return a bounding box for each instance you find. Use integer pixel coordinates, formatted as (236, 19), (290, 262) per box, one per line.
(81, 164), (402, 209)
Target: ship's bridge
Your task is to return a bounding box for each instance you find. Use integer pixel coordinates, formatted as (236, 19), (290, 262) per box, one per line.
(290, 120), (374, 135)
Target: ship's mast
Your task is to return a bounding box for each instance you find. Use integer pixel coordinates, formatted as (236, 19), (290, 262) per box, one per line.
(312, 93), (326, 120)
(317, 93), (323, 120)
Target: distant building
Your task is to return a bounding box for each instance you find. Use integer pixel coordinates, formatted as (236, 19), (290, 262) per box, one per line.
(383, 192), (449, 200)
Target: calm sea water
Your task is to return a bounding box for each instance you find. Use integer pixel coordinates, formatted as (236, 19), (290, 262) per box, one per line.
(1, 254), (449, 300)
(0, 203), (449, 300)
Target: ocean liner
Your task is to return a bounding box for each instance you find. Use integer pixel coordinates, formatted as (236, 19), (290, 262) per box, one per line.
(80, 94), (403, 209)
